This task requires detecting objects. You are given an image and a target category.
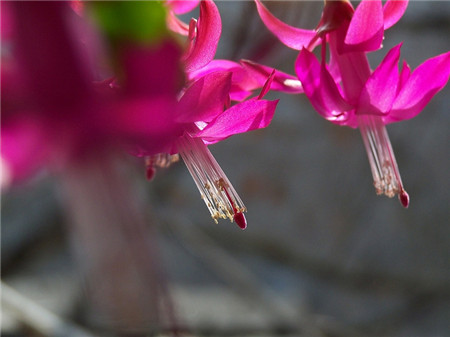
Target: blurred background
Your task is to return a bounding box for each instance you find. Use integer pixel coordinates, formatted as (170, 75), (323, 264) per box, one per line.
(2, 1), (449, 336)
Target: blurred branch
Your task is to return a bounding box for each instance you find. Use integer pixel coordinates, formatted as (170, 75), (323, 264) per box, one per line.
(1, 281), (97, 337)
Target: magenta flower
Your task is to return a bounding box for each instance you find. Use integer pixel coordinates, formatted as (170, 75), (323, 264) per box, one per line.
(256, 0), (450, 207)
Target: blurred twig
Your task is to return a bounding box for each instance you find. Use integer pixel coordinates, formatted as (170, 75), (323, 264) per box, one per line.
(1, 281), (98, 337)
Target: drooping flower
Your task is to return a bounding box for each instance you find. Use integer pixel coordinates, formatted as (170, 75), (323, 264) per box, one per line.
(255, 0), (450, 207)
(1, 1), (279, 228)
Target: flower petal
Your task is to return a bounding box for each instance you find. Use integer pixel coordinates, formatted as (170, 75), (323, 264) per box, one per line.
(383, 0), (408, 30)
(188, 59), (258, 100)
(358, 43), (401, 116)
(387, 51), (450, 122)
(240, 59), (303, 93)
(254, 0), (317, 51)
(112, 97), (183, 156)
(1, 117), (48, 184)
(166, 0), (200, 15)
(183, 0), (221, 73)
(197, 99), (278, 143)
(177, 71), (232, 123)
(166, 10), (189, 35)
(345, 0), (384, 52)
(295, 48), (352, 125)
(397, 60), (411, 95)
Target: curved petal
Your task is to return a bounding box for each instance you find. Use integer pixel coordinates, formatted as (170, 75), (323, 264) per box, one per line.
(166, 10), (189, 35)
(177, 71), (232, 123)
(358, 43), (401, 116)
(183, 0), (221, 73)
(255, 0), (317, 51)
(240, 59), (303, 93)
(295, 48), (352, 125)
(197, 99), (278, 143)
(166, 0), (200, 15)
(188, 59), (260, 101)
(383, 0), (408, 30)
(387, 51), (450, 122)
(345, 0), (384, 51)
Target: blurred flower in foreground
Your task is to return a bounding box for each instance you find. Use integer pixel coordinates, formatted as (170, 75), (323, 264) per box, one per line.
(255, 0), (450, 207)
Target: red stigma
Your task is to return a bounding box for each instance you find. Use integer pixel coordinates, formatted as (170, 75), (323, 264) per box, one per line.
(399, 190), (410, 208)
(234, 212), (247, 230)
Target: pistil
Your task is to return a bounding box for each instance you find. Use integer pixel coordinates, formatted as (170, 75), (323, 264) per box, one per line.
(358, 114), (409, 207)
(177, 134), (247, 227)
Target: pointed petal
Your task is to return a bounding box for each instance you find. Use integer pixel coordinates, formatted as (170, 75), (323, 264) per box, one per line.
(388, 51), (450, 122)
(177, 71), (232, 123)
(383, 0), (408, 30)
(295, 48), (352, 125)
(240, 59), (303, 93)
(255, 0), (317, 51)
(397, 60), (411, 95)
(345, 0), (384, 51)
(166, 0), (200, 15)
(197, 99), (278, 143)
(183, 0), (221, 73)
(358, 43), (401, 115)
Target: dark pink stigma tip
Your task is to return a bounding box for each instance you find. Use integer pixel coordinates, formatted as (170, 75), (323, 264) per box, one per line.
(146, 167), (155, 181)
(234, 212), (247, 230)
(399, 190), (410, 208)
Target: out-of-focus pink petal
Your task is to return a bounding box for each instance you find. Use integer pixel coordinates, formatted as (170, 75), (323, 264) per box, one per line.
(255, 0), (317, 51)
(1, 2), (14, 40)
(345, 0), (384, 52)
(383, 0), (408, 30)
(358, 43), (401, 115)
(240, 59), (303, 93)
(295, 48), (352, 125)
(176, 71), (232, 123)
(197, 99), (278, 143)
(166, 10), (189, 35)
(12, 1), (92, 113)
(1, 117), (48, 184)
(183, 0), (221, 73)
(111, 97), (183, 156)
(387, 51), (450, 122)
(166, 0), (200, 14)
(120, 41), (183, 97)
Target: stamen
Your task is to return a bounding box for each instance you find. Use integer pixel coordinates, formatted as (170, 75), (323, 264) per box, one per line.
(358, 115), (409, 207)
(177, 134), (247, 227)
(145, 153), (179, 181)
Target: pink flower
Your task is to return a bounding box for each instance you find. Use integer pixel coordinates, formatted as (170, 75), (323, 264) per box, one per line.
(256, 0), (450, 207)
(1, 1), (279, 228)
